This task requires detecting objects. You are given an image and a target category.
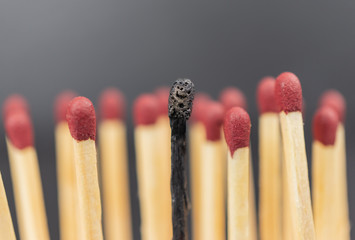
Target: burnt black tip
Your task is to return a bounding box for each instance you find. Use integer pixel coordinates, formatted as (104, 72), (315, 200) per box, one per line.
(168, 78), (195, 120)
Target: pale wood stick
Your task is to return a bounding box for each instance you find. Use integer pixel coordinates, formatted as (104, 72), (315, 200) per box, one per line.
(99, 120), (132, 240)
(228, 147), (249, 240)
(259, 113), (282, 240)
(0, 172), (16, 240)
(279, 111), (315, 240)
(6, 140), (49, 240)
(312, 141), (336, 240)
(72, 139), (103, 240)
(55, 122), (81, 240)
(249, 151), (257, 240)
(282, 149), (294, 240)
(334, 124), (350, 239)
(156, 116), (173, 239)
(189, 122), (205, 240)
(200, 140), (225, 240)
(135, 125), (161, 240)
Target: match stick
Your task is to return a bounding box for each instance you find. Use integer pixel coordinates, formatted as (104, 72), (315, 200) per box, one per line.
(189, 93), (210, 240)
(54, 91), (82, 240)
(223, 107), (251, 240)
(256, 77), (282, 240)
(133, 94), (161, 240)
(319, 90), (350, 239)
(0, 172), (16, 240)
(155, 87), (173, 239)
(312, 106), (339, 240)
(4, 107), (50, 240)
(168, 79), (195, 240)
(220, 87), (256, 240)
(98, 88), (132, 240)
(66, 96), (103, 240)
(275, 72), (315, 239)
(200, 101), (225, 240)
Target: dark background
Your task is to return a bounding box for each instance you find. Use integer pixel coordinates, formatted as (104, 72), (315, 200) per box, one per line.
(1, 1), (354, 239)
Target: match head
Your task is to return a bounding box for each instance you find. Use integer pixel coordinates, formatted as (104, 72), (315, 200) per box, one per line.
(275, 72), (303, 113)
(3, 94), (29, 119)
(201, 102), (225, 141)
(66, 97), (96, 141)
(319, 90), (346, 123)
(99, 88), (125, 121)
(219, 87), (247, 111)
(5, 111), (34, 149)
(223, 107), (251, 155)
(312, 107), (339, 146)
(190, 93), (211, 123)
(54, 90), (77, 124)
(256, 76), (278, 114)
(168, 79), (195, 120)
(155, 87), (170, 116)
(133, 94), (160, 126)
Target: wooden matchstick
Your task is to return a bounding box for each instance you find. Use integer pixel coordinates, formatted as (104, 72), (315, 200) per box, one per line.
(200, 101), (225, 240)
(99, 88), (133, 240)
(223, 107), (251, 240)
(133, 94), (161, 240)
(0, 172), (16, 240)
(319, 90), (350, 239)
(54, 91), (82, 240)
(155, 87), (173, 239)
(168, 79), (195, 240)
(4, 105), (49, 240)
(275, 72), (315, 239)
(312, 106), (339, 240)
(257, 77), (282, 240)
(189, 93), (210, 240)
(66, 96), (103, 240)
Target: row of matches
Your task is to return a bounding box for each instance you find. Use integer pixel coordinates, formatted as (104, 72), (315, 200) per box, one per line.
(0, 73), (348, 240)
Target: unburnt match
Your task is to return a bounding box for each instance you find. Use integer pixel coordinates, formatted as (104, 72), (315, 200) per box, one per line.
(0, 172), (16, 240)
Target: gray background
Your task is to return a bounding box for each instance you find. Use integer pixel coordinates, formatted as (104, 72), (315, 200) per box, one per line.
(1, 1), (355, 239)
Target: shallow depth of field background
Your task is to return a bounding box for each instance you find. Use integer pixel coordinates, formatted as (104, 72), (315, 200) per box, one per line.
(1, 1), (355, 239)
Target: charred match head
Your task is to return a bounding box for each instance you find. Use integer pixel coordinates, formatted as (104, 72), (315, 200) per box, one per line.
(54, 90), (77, 124)
(275, 72), (303, 113)
(168, 79), (195, 120)
(319, 89), (346, 123)
(312, 106), (339, 146)
(66, 96), (96, 141)
(99, 88), (125, 121)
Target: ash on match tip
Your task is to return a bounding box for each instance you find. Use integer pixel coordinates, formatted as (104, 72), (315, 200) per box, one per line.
(168, 79), (195, 120)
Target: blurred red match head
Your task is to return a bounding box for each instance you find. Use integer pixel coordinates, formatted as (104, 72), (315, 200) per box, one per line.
(5, 110), (34, 149)
(275, 72), (303, 113)
(256, 76), (278, 114)
(133, 94), (160, 126)
(66, 96), (96, 141)
(190, 93), (211, 123)
(219, 87), (247, 111)
(54, 90), (77, 124)
(319, 89), (346, 123)
(201, 101), (225, 141)
(3, 94), (29, 119)
(223, 107), (251, 155)
(312, 106), (339, 146)
(99, 88), (125, 121)
(155, 87), (170, 116)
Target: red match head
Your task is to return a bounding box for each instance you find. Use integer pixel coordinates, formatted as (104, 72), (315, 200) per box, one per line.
(219, 87), (247, 111)
(275, 72), (303, 113)
(256, 76), (278, 114)
(133, 94), (160, 126)
(5, 111), (34, 149)
(66, 97), (96, 141)
(319, 90), (346, 123)
(99, 88), (125, 121)
(54, 90), (77, 124)
(190, 93), (211, 123)
(3, 94), (29, 119)
(201, 102), (225, 141)
(312, 107), (339, 146)
(223, 107), (251, 155)
(155, 87), (170, 116)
